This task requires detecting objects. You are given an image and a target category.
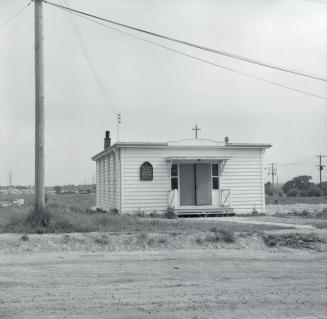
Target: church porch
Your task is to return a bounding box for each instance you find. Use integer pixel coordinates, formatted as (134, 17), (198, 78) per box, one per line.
(167, 156), (234, 217)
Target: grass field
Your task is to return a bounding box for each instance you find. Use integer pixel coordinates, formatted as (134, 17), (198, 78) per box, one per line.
(0, 193), (95, 210)
(266, 195), (327, 204)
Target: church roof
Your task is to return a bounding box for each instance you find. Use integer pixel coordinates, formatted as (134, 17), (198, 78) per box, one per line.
(91, 139), (272, 161)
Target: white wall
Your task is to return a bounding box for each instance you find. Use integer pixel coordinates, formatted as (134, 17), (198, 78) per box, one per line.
(96, 149), (121, 211)
(121, 146), (265, 214)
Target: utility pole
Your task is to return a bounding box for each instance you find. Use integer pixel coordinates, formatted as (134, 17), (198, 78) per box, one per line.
(267, 163), (277, 199)
(316, 154), (326, 189)
(34, 0), (45, 215)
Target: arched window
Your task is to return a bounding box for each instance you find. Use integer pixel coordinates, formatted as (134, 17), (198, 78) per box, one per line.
(140, 162), (153, 181)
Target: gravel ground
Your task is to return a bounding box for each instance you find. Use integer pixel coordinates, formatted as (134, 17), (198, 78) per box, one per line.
(0, 249), (326, 319)
(196, 217), (316, 229)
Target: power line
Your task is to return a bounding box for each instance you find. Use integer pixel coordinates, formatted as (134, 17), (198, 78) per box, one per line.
(302, 0), (327, 4)
(59, 8), (327, 101)
(0, 1), (31, 30)
(42, 0), (327, 82)
(277, 156), (316, 168)
(62, 1), (119, 116)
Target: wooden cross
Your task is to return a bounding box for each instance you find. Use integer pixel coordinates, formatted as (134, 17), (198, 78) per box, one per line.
(192, 124), (201, 139)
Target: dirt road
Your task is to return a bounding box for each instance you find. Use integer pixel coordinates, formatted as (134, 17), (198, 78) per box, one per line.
(1, 249), (326, 319)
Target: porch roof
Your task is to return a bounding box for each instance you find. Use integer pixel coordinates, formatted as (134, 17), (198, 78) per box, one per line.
(165, 156), (231, 163)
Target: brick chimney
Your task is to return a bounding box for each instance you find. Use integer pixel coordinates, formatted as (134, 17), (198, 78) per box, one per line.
(104, 131), (111, 149)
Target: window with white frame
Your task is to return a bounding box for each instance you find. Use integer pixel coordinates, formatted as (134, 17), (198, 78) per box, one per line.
(171, 163), (178, 190)
(212, 163), (220, 189)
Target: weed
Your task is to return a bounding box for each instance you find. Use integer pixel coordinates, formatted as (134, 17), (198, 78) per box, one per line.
(262, 233), (324, 249)
(147, 237), (155, 246)
(20, 234), (29, 241)
(251, 207), (258, 216)
(149, 211), (160, 218)
(94, 236), (109, 245)
(206, 229), (235, 243)
(134, 209), (145, 217)
(170, 232), (179, 237)
(196, 237), (203, 244)
(157, 237), (167, 244)
(205, 233), (221, 243)
(109, 208), (119, 215)
(219, 229), (235, 243)
(164, 210), (177, 219)
(209, 226), (219, 233)
(137, 233), (148, 241)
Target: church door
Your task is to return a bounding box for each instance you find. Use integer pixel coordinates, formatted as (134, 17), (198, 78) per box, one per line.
(179, 163), (212, 206)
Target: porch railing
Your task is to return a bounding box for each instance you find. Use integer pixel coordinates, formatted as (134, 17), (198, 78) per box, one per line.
(220, 189), (232, 207)
(168, 189), (177, 209)
(168, 189), (231, 208)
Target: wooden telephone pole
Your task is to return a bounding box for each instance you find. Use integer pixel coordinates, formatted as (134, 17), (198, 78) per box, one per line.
(316, 154), (326, 189)
(34, 0), (45, 215)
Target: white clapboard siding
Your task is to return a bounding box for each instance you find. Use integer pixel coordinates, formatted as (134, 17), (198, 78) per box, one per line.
(121, 147), (265, 214)
(95, 149), (122, 212)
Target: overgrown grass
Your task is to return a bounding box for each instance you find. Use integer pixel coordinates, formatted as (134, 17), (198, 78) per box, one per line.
(262, 233), (325, 249)
(1, 203), (292, 234)
(274, 208), (327, 219)
(266, 196), (327, 205)
(206, 227), (235, 243)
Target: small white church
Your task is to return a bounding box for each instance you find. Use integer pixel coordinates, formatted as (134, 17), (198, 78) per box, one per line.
(92, 131), (271, 216)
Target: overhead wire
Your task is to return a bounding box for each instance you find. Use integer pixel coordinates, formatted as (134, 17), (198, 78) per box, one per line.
(277, 157), (316, 168)
(42, 0), (327, 82)
(302, 0), (327, 4)
(61, 0), (119, 116)
(0, 1), (31, 30)
(57, 7), (327, 101)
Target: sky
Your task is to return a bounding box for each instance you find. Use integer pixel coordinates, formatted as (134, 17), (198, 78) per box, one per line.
(1, 0), (327, 186)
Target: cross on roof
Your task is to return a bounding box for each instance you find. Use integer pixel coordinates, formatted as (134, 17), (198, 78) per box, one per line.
(192, 124), (201, 139)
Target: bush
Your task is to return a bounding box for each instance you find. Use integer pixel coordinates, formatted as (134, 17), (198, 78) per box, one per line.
(157, 237), (167, 244)
(307, 186), (323, 197)
(219, 229), (235, 243)
(205, 233), (221, 242)
(149, 210), (161, 218)
(287, 189), (299, 197)
(109, 208), (119, 215)
(94, 236), (110, 245)
(207, 228), (235, 243)
(316, 208), (327, 219)
(147, 237), (155, 246)
(164, 210), (177, 219)
(137, 233), (148, 241)
(251, 207), (258, 216)
(195, 237), (203, 244)
(134, 209), (145, 217)
(262, 233), (324, 249)
(20, 234), (29, 241)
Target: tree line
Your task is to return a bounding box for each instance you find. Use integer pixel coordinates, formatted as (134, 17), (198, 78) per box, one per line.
(265, 175), (327, 197)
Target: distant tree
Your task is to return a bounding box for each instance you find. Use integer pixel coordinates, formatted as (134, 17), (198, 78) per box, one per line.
(16, 186), (28, 190)
(282, 175), (313, 194)
(287, 189), (299, 197)
(321, 182), (327, 196)
(265, 182), (273, 196)
(307, 185), (323, 197)
(53, 186), (62, 194)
